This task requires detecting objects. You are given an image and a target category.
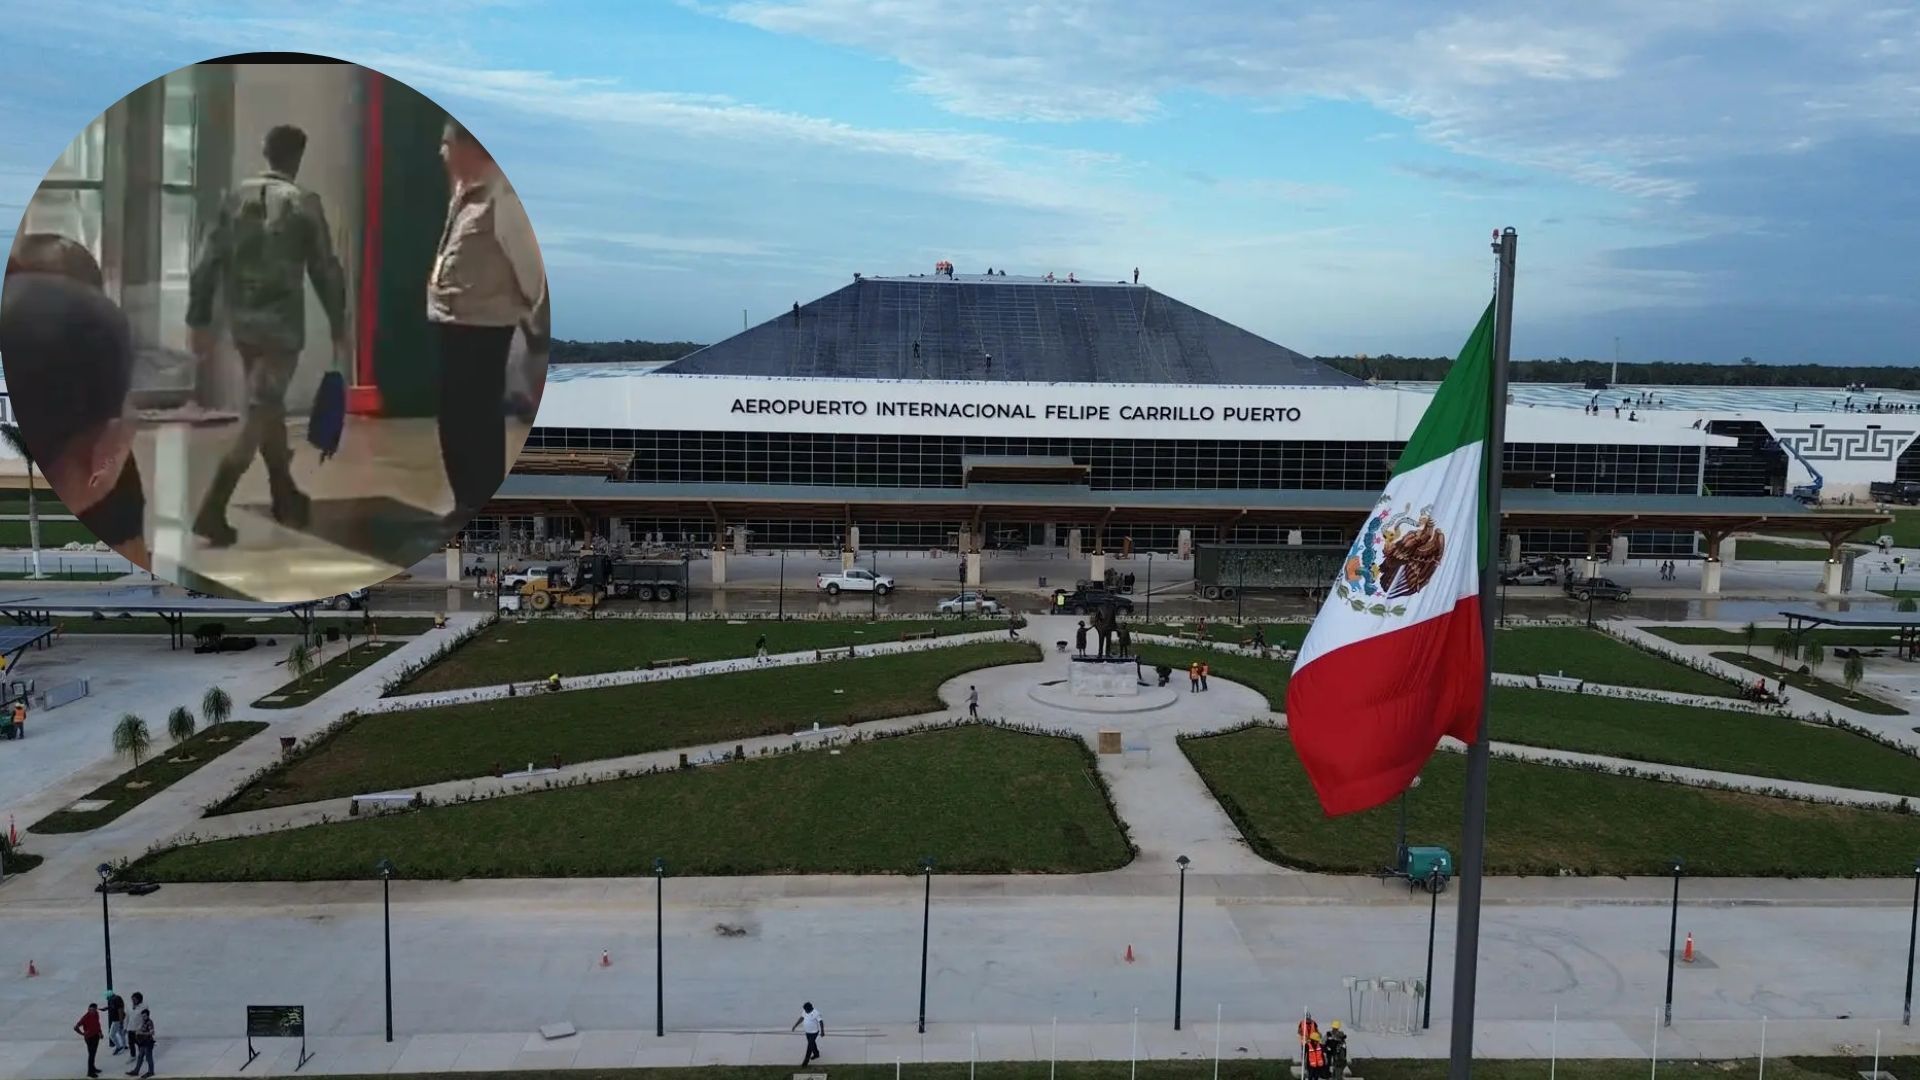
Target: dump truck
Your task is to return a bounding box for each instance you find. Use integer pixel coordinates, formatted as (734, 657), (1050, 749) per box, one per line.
(1192, 543), (1347, 600)
(598, 559), (686, 602)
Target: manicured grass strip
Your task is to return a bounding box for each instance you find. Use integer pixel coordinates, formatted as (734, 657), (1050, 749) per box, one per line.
(253, 641), (402, 709)
(1488, 626), (1735, 696)
(1713, 651), (1906, 715)
(0, 836), (40, 874)
(0, 521), (101, 547)
(0, 497), (71, 515)
(1490, 686), (1920, 794)
(30, 722), (269, 835)
(1182, 725), (1920, 877)
(140, 725), (1128, 880)
(49, 615), (435, 636)
(1648, 626), (1910, 647)
(398, 617), (1010, 695)
(30, 1063), (1915, 1080)
(216, 641), (1040, 814)
(1134, 644), (1289, 708)
(1738, 539), (1863, 561)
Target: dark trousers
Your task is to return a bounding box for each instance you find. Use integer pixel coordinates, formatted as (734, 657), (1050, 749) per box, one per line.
(129, 1039), (153, 1075)
(83, 1036), (100, 1075)
(435, 323), (514, 516)
(197, 343), (301, 527)
(802, 1032), (820, 1064)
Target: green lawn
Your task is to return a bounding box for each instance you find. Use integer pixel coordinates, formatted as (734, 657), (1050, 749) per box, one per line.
(1138, 622), (1309, 647)
(1648, 626), (1910, 648)
(138, 725), (1129, 880)
(0, 520), (101, 547)
(216, 641), (1040, 814)
(1713, 651), (1907, 715)
(1737, 539), (1849, 561)
(0, 496), (71, 515)
(43, 1063), (1920, 1080)
(49, 615), (436, 636)
(1490, 686), (1920, 793)
(30, 722), (269, 834)
(0, 836), (41, 874)
(1136, 626), (1733, 704)
(253, 641), (402, 709)
(397, 617), (1009, 695)
(1182, 726), (1920, 877)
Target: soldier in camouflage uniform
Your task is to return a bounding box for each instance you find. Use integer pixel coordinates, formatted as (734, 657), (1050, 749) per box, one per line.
(185, 123), (348, 547)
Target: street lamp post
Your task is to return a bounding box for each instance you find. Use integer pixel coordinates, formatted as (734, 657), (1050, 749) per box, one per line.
(654, 857), (666, 1037)
(376, 858), (394, 1043)
(1423, 867), (1441, 1030)
(1664, 857), (1683, 1027)
(95, 863), (114, 997)
(1394, 775), (1422, 872)
(918, 855), (934, 1034)
(1905, 859), (1919, 1025)
(682, 544), (692, 621)
(1175, 855), (1190, 1031)
(871, 548), (879, 620)
(1236, 564), (1244, 621)
(1145, 552), (1154, 621)
(778, 547), (786, 620)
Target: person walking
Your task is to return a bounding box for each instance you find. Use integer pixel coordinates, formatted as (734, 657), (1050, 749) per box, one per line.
(1296, 1011), (1320, 1067)
(126, 1008), (154, 1078)
(968, 684), (979, 719)
(429, 119), (548, 529)
(1199, 660), (1211, 691)
(185, 123), (349, 547)
(791, 1002), (825, 1066)
(756, 633), (769, 662)
(75, 1003), (103, 1077)
(10, 700), (21, 740)
(1188, 660), (1200, 693)
(105, 992), (126, 1057)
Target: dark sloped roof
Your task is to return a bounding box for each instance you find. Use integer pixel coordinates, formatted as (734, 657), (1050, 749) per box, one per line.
(660, 274), (1360, 386)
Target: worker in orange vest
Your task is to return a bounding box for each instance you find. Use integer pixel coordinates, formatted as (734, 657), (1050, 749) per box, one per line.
(9, 701), (22, 741)
(1304, 1033), (1330, 1080)
(1296, 1011), (1320, 1065)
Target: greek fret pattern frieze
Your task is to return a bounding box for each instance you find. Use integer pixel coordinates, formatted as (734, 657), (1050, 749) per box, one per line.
(1771, 427), (1916, 462)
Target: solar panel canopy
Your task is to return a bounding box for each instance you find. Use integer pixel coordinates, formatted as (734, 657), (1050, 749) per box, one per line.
(659, 274), (1361, 387)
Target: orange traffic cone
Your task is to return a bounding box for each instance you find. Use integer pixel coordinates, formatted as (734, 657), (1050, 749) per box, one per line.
(25, 959), (37, 977)
(1124, 945), (1135, 963)
(1682, 933), (1694, 963)
(600, 950), (611, 968)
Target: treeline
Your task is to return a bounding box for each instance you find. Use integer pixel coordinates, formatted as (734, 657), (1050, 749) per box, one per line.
(551, 339), (705, 365)
(1320, 355), (1920, 388)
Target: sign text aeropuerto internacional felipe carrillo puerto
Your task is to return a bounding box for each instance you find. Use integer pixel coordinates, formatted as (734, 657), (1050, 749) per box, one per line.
(728, 397), (1303, 424)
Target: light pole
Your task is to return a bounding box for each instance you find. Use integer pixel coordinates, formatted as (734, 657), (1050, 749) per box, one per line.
(778, 547), (786, 620)
(1905, 859), (1919, 1025)
(1145, 552), (1154, 621)
(918, 855), (934, 1034)
(1423, 867), (1441, 1030)
(1175, 855), (1190, 1031)
(377, 858), (394, 1043)
(1394, 775), (1422, 871)
(95, 863), (114, 997)
(654, 857), (666, 1037)
(1235, 563), (1245, 621)
(871, 547), (879, 620)
(682, 544), (692, 621)
(1663, 857), (1683, 1027)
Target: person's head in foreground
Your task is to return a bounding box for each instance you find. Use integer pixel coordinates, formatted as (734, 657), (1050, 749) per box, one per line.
(0, 233), (148, 566)
(262, 123), (308, 178)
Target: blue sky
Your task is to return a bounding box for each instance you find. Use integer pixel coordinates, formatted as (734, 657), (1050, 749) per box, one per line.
(1, 0), (1915, 362)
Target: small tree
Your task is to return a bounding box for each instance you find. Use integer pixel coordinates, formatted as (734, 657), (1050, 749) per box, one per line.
(113, 714), (152, 767)
(1772, 631), (1794, 664)
(286, 641), (314, 688)
(1805, 641), (1826, 674)
(1741, 621), (1759, 656)
(166, 705), (196, 743)
(1844, 654), (1866, 696)
(1901, 597), (1918, 614)
(201, 685), (232, 729)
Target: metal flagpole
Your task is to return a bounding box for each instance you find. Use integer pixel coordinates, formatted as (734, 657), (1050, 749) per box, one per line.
(1447, 226), (1517, 1080)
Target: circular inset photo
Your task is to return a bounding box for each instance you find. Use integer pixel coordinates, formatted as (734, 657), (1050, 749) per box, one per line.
(0, 52), (549, 602)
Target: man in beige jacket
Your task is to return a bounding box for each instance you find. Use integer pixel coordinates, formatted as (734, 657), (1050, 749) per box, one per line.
(429, 120), (546, 527)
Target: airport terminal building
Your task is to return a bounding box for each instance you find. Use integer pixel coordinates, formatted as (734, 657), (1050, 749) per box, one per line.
(472, 270), (1901, 592)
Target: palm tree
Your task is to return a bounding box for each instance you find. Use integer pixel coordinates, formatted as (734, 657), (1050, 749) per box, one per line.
(1844, 654), (1866, 696)
(112, 714), (152, 767)
(1741, 621), (1759, 656)
(0, 423), (44, 580)
(1805, 641), (1826, 674)
(286, 641), (314, 688)
(1772, 631), (1793, 665)
(201, 685), (232, 729)
(167, 704), (197, 743)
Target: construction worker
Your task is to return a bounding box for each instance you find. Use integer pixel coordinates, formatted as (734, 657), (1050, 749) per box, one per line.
(1324, 1021), (1348, 1077)
(547, 672), (561, 693)
(1304, 1034), (1330, 1080)
(1296, 1011), (1319, 1065)
(10, 701), (22, 740)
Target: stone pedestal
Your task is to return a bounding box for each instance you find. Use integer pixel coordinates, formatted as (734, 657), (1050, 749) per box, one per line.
(1089, 552), (1108, 581)
(841, 548), (856, 571)
(1701, 560), (1722, 595)
(965, 552), (982, 587)
(1068, 528), (1083, 555)
(445, 545), (462, 582)
(1070, 657), (1141, 697)
(710, 548), (728, 584)
(1178, 529), (1193, 558)
(847, 526), (860, 555)
(1610, 535), (1629, 565)
(1505, 534), (1521, 565)
(1822, 560), (1845, 596)
(733, 528), (749, 555)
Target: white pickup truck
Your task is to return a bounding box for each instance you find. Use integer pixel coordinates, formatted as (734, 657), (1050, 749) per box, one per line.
(817, 568), (895, 596)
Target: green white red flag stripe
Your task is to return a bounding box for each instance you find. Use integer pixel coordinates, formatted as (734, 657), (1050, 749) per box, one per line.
(1285, 299), (1497, 816)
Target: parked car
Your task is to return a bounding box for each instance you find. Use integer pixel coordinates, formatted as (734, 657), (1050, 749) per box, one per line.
(817, 568), (895, 596)
(1500, 566), (1558, 586)
(1052, 587), (1135, 615)
(1563, 576), (1631, 601)
(937, 591), (1000, 615)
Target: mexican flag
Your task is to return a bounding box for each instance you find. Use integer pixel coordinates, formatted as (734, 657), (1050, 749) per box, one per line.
(1285, 299), (1498, 816)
